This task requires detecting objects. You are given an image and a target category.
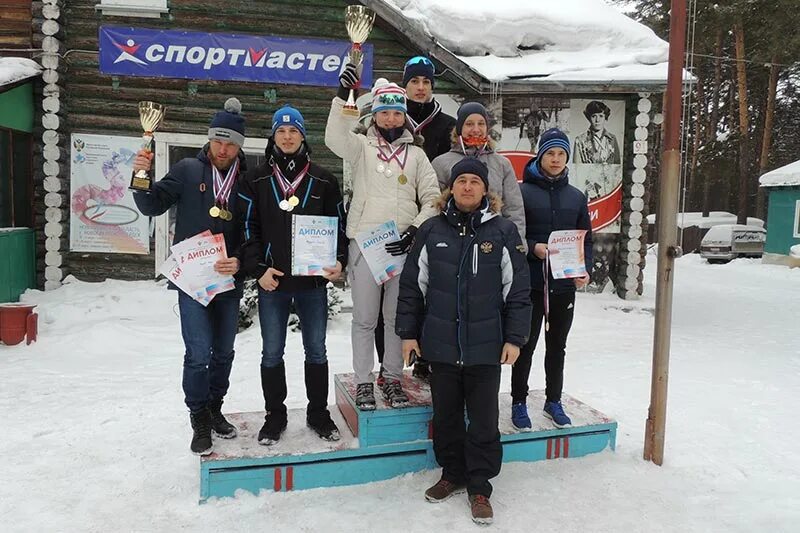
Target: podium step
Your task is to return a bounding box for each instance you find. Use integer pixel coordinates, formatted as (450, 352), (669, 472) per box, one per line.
(199, 372), (616, 502)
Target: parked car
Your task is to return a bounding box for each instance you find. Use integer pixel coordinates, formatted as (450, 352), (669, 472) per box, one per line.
(700, 224), (766, 263)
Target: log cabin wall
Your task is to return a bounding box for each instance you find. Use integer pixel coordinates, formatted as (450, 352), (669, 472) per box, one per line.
(0, 0), (33, 55)
(41, 0), (469, 285)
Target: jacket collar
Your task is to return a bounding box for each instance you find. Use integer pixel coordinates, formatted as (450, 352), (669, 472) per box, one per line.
(443, 196), (498, 230)
(366, 124), (415, 147)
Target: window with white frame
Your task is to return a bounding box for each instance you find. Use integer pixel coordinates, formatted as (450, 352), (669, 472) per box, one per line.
(150, 132), (268, 275)
(96, 0), (169, 18)
(794, 199), (800, 238)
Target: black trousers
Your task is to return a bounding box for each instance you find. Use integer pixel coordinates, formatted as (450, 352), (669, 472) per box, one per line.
(375, 289), (385, 363)
(511, 290), (575, 403)
(429, 362), (502, 497)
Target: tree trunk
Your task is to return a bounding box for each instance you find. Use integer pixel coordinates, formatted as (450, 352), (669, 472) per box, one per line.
(756, 57), (779, 220)
(703, 30), (724, 217)
(733, 22), (750, 225)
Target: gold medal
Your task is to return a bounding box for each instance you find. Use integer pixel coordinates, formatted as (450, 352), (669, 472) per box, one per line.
(220, 209), (231, 221)
(209, 205), (220, 218)
(398, 174), (408, 185)
(288, 195), (300, 207)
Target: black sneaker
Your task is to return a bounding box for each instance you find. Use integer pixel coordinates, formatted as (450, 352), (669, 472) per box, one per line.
(208, 400), (237, 439)
(257, 412), (287, 446)
(356, 383), (376, 411)
(307, 409), (341, 441)
(189, 408), (213, 456)
(380, 379), (410, 408)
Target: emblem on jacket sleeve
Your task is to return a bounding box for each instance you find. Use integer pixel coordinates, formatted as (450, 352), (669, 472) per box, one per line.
(516, 244), (526, 254)
(480, 241), (493, 254)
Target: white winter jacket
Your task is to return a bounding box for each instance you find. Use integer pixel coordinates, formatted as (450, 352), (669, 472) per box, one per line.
(325, 97), (441, 238)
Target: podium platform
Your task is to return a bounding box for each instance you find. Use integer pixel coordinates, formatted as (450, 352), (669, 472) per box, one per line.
(199, 372), (616, 502)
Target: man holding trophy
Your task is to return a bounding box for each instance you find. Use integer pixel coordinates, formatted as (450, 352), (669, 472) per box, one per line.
(238, 105), (348, 445)
(132, 97), (246, 456)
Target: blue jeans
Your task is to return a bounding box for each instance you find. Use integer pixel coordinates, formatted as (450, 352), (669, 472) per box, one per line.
(258, 286), (328, 368)
(178, 291), (240, 413)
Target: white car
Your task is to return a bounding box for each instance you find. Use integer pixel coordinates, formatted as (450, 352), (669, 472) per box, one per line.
(700, 224), (766, 263)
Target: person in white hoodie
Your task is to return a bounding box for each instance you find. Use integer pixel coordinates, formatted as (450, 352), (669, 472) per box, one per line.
(326, 63), (440, 411)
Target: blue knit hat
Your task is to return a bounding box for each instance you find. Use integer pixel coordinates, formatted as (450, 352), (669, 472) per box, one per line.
(449, 157), (489, 190)
(271, 105), (306, 138)
(536, 128), (571, 160)
(456, 102), (489, 136)
(208, 98), (245, 147)
(403, 56), (435, 88)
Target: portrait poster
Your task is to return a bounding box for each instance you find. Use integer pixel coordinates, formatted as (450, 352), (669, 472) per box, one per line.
(69, 133), (150, 254)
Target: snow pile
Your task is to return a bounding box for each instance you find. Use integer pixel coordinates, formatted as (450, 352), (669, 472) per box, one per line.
(4, 254), (800, 530)
(791, 244), (800, 259)
(382, 0), (668, 82)
(646, 211), (764, 229)
(0, 57), (41, 87)
(759, 159), (800, 187)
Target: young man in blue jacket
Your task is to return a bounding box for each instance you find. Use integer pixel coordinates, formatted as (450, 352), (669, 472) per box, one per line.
(132, 98), (246, 456)
(511, 128), (593, 430)
(396, 158), (531, 525)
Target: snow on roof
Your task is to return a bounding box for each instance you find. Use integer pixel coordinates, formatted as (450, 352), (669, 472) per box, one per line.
(645, 212), (765, 230)
(0, 57), (42, 88)
(381, 0), (669, 83)
(759, 159), (800, 188)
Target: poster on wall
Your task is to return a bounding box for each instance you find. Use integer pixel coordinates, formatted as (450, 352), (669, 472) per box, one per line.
(69, 133), (150, 254)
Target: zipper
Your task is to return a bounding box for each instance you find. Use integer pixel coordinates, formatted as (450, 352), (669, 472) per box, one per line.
(455, 216), (478, 366)
(472, 243), (478, 276)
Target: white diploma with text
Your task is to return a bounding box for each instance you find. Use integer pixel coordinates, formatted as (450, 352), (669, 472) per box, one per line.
(547, 229), (588, 279)
(291, 215), (338, 276)
(159, 231), (235, 306)
(355, 220), (406, 285)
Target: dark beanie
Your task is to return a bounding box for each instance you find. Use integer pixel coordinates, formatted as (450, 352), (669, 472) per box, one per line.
(536, 128), (571, 160)
(403, 56), (435, 88)
(208, 98), (246, 147)
(456, 102), (489, 135)
(449, 157), (489, 190)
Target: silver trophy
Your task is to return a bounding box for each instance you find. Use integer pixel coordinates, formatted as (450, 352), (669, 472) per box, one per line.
(342, 5), (375, 117)
(129, 101), (166, 191)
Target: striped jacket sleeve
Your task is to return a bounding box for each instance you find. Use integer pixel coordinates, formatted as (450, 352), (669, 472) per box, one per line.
(237, 176), (268, 280)
(500, 225), (532, 348)
(395, 221), (433, 340)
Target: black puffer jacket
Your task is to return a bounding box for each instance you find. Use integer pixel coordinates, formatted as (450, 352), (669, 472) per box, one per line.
(407, 99), (456, 161)
(238, 146), (347, 292)
(396, 193), (531, 366)
(133, 145), (246, 299)
(520, 160), (593, 294)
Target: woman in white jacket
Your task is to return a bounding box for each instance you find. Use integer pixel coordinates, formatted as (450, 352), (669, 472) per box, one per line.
(326, 65), (440, 410)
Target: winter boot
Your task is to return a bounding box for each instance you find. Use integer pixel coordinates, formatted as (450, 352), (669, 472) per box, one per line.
(380, 378), (410, 408)
(189, 407), (214, 456)
(355, 382), (376, 411)
(469, 494), (494, 525)
(412, 360), (431, 382)
(304, 362), (340, 441)
(258, 363), (288, 445)
(208, 398), (237, 439)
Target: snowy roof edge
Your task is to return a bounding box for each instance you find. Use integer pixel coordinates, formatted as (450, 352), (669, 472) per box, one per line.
(759, 159), (800, 188)
(365, 0), (674, 93)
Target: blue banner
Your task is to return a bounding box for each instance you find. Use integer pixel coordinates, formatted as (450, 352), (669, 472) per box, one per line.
(99, 26), (373, 88)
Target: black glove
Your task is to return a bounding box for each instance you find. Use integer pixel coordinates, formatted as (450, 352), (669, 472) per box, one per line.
(385, 226), (417, 256)
(339, 62), (360, 88)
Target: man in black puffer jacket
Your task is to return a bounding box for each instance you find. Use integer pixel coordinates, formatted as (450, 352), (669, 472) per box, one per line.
(238, 105), (348, 446)
(510, 128), (593, 432)
(396, 158), (531, 525)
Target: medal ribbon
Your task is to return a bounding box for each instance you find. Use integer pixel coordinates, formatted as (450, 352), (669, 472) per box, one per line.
(211, 159), (239, 207)
(377, 138), (409, 169)
(408, 100), (441, 134)
(273, 161), (310, 198)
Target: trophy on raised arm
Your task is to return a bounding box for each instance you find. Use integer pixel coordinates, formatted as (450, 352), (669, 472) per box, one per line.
(129, 101), (166, 191)
(342, 5), (375, 117)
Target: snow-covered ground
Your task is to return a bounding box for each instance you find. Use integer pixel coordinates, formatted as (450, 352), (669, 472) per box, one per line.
(3, 250), (799, 532)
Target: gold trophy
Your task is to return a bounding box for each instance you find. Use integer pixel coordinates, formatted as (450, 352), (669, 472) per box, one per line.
(342, 5), (375, 117)
(130, 101), (166, 191)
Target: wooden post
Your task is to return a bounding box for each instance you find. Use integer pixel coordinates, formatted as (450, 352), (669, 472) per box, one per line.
(644, 0), (687, 467)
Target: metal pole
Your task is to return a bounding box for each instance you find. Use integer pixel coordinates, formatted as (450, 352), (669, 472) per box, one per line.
(644, 0), (687, 466)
